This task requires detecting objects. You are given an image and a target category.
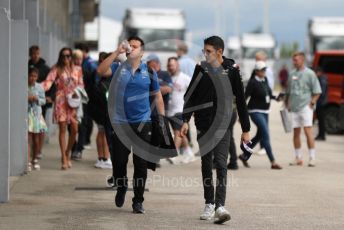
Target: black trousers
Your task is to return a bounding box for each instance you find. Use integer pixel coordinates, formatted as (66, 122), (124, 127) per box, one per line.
(316, 105), (326, 138)
(84, 105), (94, 145)
(72, 104), (92, 153)
(228, 111), (238, 164)
(199, 127), (230, 208)
(112, 123), (151, 204)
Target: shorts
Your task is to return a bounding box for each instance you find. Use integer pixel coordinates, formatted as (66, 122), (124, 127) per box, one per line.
(168, 113), (183, 131)
(97, 124), (105, 132)
(291, 105), (314, 128)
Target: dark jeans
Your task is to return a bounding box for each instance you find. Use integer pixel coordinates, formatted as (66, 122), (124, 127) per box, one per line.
(84, 105), (94, 145)
(104, 113), (115, 176)
(199, 128), (230, 208)
(249, 112), (275, 162)
(228, 111), (238, 165)
(112, 123), (151, 204)
(316, 105), (326, 138)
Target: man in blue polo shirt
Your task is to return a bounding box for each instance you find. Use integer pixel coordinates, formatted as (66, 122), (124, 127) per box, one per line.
(97, 36), (165, 214)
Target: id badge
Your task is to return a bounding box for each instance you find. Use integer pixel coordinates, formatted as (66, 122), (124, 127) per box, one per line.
(266, 95), (270, 103)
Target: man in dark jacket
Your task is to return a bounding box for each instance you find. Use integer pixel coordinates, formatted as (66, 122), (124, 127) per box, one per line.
(180, 36), (250, 224)
(28, 45), (53, 158)
(314, 67), (328, 140)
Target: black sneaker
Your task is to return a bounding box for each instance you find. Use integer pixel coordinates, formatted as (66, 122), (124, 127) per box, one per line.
(71, 151), (82, 161)
(132, 202), (145, 214)
(115, 187), (127, 207)
(106, 176), (115, 188)
(227, 163), (239, 170)
(315, 136), (326, 141)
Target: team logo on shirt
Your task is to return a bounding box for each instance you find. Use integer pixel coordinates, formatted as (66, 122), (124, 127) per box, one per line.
(141, 70), (148, 79)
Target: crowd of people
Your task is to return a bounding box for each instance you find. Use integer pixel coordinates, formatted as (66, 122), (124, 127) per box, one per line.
(27, 34), (325, 224)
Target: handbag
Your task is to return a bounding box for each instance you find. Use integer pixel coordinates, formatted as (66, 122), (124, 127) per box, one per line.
(280, 107), (292, 133)
(148, 69), (178, 158)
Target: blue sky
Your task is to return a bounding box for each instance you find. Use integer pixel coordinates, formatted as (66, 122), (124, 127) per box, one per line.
(101, 0), (344, 48)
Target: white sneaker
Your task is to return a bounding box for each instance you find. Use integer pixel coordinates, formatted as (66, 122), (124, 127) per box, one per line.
(214, 206), (231, 224)
(200, 203), (215, 220)
(84, 144), (92, 150)
(94, 159), (103, 168)
(101, 159), (113, 169)
(308, 158), (316, 167)
(33, 163), (40, 171)
(255, 148), (266, 156)
(27, 163), (32, 172)
(182, 154), (196, 164)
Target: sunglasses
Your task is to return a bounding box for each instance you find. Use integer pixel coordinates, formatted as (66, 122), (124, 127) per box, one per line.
(62, 54), (71, 58)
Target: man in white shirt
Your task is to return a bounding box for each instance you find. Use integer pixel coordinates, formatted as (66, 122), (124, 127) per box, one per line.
(177, 42), (196, 78)
(167, 57), (194, 163)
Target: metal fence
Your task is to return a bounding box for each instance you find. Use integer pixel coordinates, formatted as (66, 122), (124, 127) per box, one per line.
(0, 0), (82, 203)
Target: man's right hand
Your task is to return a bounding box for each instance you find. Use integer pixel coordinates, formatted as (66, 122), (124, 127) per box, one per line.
(179, 122), (189, 138)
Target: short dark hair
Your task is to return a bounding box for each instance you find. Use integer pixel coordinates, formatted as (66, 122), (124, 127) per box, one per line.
(127, 36), (145, 50)
(167, 56), (178, 63)
(98, 52), (111, 63)
(75, 43), (89, 53)
(29, 45), (40, 56)
(204, 36), (224, 53)
(28, 65), (39, 75)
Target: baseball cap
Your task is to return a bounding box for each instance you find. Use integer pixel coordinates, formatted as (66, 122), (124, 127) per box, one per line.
(254, 61), (267, 71)
(145, 53), (160, 63)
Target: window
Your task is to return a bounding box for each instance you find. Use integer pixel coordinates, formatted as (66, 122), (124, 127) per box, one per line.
(319, 55), (344, 74)
(126, 28), (185, 51)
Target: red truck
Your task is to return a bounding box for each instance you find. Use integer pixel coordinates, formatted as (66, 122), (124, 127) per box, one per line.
(312, 51), (344, 134)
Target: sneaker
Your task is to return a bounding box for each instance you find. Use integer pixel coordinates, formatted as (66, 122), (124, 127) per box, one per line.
(36, 153), (43, 159)
(106, 175), (115, 188)
(27, 163), (32, 172)
(227, 163), (239, 170)
(315, 136), (326, 141)
(100, 159), (113, 169)
(83, 144), (92, 150)
(71, 151), (82, 161)
(200, 203), (215, 220)
(214, 206), (231, 224)
(289, 158), (303, 166)
(182, 154), (196, 164)
(308, 158), (316, 167)
(255, 148), (266, 156)
(115, 187), (127, 207)
(94, 159), (104, 168)
(33, 163), (40, 170)
(132, 202), (145, 214)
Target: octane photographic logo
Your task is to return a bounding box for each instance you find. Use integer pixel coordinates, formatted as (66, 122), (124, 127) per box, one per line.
(108, 39), (233, 163)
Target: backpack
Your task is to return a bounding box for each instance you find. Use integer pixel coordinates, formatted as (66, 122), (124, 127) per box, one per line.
(147, 68), (178, 156)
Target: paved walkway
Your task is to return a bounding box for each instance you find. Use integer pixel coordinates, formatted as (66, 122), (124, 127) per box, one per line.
(1, 102), (344, 230)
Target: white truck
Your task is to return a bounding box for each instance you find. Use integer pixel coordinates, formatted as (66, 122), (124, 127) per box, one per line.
(240, 33), (276, 85)
(119, 8), (186, 69)
(307, 17), (344, 60)
(226, 36), (241, 61)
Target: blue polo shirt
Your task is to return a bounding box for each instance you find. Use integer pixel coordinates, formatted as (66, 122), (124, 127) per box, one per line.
(109, 61), (160, 124)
